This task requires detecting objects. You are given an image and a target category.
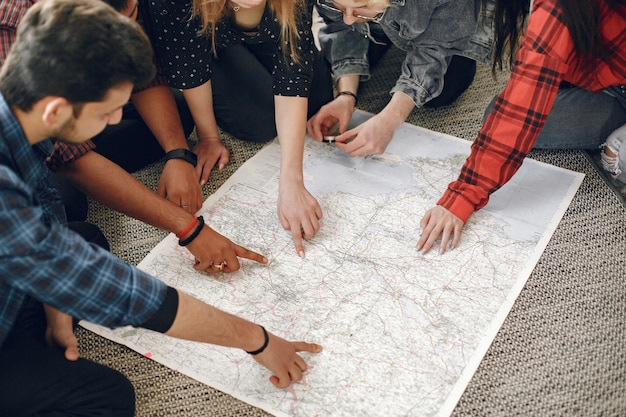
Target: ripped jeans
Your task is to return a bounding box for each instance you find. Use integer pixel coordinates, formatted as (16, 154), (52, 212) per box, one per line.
(485, 83), (626, 182)
(601, 124), (626, 183)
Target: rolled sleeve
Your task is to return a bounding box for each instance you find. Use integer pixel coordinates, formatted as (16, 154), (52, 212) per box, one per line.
(317, 20), (372, 82)
(46, 140), (96, 171)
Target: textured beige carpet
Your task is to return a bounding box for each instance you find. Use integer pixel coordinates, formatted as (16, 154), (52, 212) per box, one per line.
(79, 47), (626, 416)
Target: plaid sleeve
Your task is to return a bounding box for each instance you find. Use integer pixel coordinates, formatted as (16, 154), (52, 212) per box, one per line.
(0, 0), (34, 67)
(46, 140), (96, 171)
(438, 1), (572, 222)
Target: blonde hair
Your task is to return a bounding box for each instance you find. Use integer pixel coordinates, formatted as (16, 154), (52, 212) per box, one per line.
(192, 0), (304, 60)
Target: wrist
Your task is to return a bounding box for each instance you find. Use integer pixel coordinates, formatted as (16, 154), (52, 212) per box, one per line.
(279, 174), (304, 189)
(197, 136), (222, 142)
(178, 216), (204, 246)
(245, 325), (270, 355)
(336, 90), (357, 107)
(165, 148), (197, 167)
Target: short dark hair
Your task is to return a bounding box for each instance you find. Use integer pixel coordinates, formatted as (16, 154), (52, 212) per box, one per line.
(0, 0), (155, 111)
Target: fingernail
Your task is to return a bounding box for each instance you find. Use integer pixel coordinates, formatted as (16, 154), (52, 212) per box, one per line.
(299, 251), (305, 258)
(219, 164), (224, 171)
(200, 179), (206, 186)
(418, 229), (422, 236)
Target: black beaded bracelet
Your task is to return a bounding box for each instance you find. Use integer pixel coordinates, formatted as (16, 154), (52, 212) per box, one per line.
(337, 90), (358, 106)
(178, 216), (204, 246)
(246, 325), (269, 355)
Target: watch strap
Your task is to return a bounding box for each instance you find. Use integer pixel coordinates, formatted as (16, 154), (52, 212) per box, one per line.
(165, 148), (197, 167)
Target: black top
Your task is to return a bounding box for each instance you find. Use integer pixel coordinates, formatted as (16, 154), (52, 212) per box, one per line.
(146, 0), (316, 97)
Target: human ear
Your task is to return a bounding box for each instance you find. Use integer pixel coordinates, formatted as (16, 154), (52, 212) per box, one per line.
(41, 97), (73, 129)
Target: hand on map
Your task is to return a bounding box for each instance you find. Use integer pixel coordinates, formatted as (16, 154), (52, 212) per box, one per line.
(43, 304), (80, 361)
(187, 225), (268, 273)
(277, 182), (323, 258)
(193, 136), (230, 186)
(418, 205), (464, 254)
(158, 159), (203, 214)
(253, 331), (323, 388)
(333, 113), (397, 158)
(306, 95), (354, 143)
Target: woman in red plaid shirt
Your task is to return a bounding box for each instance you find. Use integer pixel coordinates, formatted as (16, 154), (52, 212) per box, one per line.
(419, 0), (626, 254)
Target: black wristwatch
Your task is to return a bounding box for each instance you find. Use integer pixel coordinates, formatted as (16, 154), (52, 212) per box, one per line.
(165, 148), (197, 167)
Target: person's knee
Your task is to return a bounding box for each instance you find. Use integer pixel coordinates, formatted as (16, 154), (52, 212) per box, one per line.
(105, 367), (136, 417)
(601, 123), (626, 184)
(424, 55), (476, 108)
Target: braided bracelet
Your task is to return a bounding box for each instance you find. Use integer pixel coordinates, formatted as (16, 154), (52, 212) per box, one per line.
(246, 325), (269, 355)
(175, 216), (198, 239)
(178, 216), (204, 246)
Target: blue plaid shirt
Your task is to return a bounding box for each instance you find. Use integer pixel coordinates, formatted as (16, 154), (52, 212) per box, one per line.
(0, 93), (167, 346)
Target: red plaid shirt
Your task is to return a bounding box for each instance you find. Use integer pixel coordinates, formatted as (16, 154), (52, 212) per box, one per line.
(0, 0), (35, 66)
(1, 0), (168, 169)
(439, 0), (626, 222)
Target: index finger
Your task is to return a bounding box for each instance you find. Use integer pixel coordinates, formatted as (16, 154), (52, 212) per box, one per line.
(291, 341), (323, 354)
(234, 244), (269, 265)
(291, 227), (305, 258)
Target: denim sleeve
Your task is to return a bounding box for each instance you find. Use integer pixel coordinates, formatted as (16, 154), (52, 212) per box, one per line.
(389, 0), (478, 106)
(317, 0), (479, 106)
(317, 18), (372, 81)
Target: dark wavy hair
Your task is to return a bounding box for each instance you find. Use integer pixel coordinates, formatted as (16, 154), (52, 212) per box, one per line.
(490, 0), (626, 73)
(0, 0), (155, 111)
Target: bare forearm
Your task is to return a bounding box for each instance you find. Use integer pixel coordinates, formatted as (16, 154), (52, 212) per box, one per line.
(275, 95), (308, 184)
(166, 291), (264, 352)
(60, 152), (194, 233)
(379, 91), (414, 128)
(132, 85), (190, 152)
(336, 74), (360, 96)
(182, 82), (221, 140)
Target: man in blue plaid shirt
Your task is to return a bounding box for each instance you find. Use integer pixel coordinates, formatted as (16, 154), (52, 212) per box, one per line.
(0, 1), (322, 415)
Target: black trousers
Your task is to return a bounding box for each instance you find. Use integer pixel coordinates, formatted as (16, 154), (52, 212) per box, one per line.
(0, 223), (134, 417)
(211, 42), (335, 142)
(91, 89), (196, 173)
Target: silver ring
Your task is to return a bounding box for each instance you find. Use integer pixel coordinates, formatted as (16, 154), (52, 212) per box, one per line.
(180, 205), (190, 208)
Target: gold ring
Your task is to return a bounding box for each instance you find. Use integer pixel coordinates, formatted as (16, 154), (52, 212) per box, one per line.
(214, 262), (224, 271)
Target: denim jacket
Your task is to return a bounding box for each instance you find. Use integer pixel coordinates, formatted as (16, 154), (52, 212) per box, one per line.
(316, 0), (494, 106)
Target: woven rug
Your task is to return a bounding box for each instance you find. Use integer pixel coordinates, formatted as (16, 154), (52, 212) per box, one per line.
(79, 47), (626, 416)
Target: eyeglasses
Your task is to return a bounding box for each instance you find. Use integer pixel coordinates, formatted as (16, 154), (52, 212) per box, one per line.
(316, 0), (384, 23)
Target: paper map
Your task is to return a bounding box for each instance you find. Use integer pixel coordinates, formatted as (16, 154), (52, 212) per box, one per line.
(82, 111), (584, 416)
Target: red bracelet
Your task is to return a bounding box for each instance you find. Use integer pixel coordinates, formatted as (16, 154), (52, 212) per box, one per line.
(176, 217), (198, 239)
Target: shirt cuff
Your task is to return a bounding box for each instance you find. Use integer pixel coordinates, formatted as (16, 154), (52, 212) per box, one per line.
(138, 286), (179, 333)
(437, 188), (476, 224)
